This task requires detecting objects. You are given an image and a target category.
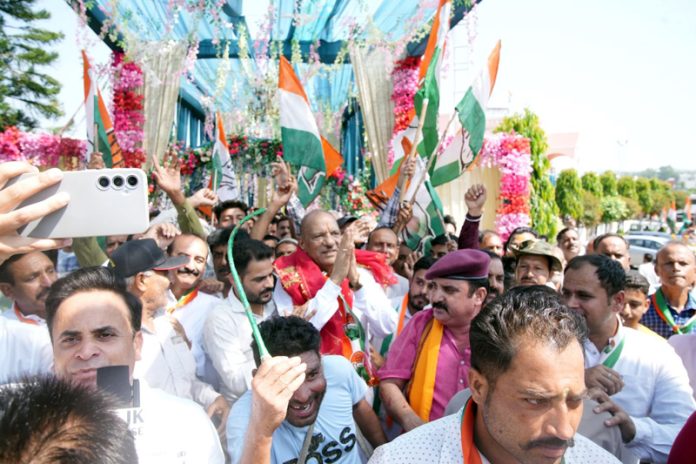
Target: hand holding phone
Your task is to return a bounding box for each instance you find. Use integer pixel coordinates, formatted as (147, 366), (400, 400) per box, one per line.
(4, 167), (149, 240)
(0, 162), (72, 265)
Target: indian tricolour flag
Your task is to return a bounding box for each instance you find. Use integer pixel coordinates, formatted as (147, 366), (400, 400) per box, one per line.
(279, 56), (326, 206)
(401, 157), (445, 250)
(391, 0), (451, 173)
(279, 57), (343, 206)
(82, 50), (122, 168)
(210, 112), (239, 202)
(429, 40), (501, 186)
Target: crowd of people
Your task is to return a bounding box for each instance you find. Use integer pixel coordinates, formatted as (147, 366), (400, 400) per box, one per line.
(1, 157), (696, 464)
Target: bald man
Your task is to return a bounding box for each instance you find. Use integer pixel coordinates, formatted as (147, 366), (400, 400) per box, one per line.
(594, 233), (631, 270)
(273, 210), (397, 360)
(641, 241), (696, 338)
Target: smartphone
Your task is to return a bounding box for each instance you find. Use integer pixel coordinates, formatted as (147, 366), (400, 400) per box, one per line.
(6, 169), (149, 239)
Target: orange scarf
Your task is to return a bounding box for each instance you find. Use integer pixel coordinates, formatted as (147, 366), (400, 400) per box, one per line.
(461, 399), (483, 464)
(396, 295), (409, 336)
(166, 288), (199, 315)
(274, 248), (396, 357)
(407, 316), (444, 422)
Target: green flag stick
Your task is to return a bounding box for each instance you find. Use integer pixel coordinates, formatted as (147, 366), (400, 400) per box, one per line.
(227, 208), (270, 360)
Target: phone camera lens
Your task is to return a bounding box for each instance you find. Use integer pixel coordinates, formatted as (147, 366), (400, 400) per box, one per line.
(98, 176), (110, 189)
(112, 176), (124, 188)
(126, 175), (138, 187)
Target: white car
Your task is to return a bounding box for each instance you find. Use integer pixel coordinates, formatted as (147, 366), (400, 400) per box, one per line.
(625, 234), (670, 267)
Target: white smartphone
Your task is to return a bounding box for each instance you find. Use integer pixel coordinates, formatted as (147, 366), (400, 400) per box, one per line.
(6, 169), (149, 239)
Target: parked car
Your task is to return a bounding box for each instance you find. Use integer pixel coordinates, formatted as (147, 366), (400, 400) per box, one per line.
(625, 235), (670, 267)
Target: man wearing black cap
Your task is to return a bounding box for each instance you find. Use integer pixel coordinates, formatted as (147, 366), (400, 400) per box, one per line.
(110, 239), (230, 433)
(378, 249), (489, 432)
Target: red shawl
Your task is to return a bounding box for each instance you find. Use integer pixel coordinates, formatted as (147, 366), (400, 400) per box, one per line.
(274, 248), (396, 356)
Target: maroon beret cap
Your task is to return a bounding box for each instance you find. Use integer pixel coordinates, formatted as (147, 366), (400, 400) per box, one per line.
(425, 249), (490, 280)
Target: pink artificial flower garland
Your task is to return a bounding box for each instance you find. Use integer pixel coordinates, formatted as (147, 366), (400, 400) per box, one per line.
(479, 133), (532, 242)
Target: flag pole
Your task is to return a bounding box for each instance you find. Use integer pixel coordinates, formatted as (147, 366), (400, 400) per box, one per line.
(408, 112), (457, 205)
(398, 98), (429, 204)
(227, 208), (271, 361)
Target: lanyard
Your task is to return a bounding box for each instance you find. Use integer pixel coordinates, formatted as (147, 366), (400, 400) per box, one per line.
(651, 289), (696, 334)
(602, 336), (625, 369)
(166, 288), (199, 315)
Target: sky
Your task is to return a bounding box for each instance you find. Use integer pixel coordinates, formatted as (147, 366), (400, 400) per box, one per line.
(36, 0), (696, 174)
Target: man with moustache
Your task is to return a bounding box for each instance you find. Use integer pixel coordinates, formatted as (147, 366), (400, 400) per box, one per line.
(0, 251), (57, 326)
(511, 239), (564, 287)
(203, 239), (278, 405)
(45, 266), (224, 462)
(641, 241), (696, 338)
(166, 233), (222, 383)
(371, 286), (619, 464)
(378, 249), (489, 431)
(227, 316), (386, 463)
(563, 254), (694, 463)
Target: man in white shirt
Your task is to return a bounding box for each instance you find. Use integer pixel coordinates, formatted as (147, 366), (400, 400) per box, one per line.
(371, 286), (619, 464)
(227, 316), (386, 463)
(204, 238), (277, 405)
(0, 317), (53, 383)
(562, 254), (695, 463)
(0, 250), (58, 326)
(273, 211), (397, 355)
(165, 233), (222, 383)
(46, 266), (224, 463)
(109, 238), (229, 431)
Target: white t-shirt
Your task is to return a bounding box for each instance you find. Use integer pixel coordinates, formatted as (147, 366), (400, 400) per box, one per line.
(226, 355), (368, 464)
(0, 317), (52, 384)
(118, 381), (224, 464)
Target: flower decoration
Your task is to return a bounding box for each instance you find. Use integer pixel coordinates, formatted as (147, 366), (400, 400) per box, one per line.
(0, 126), (87, 168)
(388, 56), (421, 168)
(112, 52), (145, 167)
(479, 132), (532, 241)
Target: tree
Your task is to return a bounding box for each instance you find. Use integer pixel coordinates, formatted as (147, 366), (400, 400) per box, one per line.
(581, 172), (603, 198)
(617, 176), (638, 201)
(0, 0), (63, 129)
(599, 171), (618, 197)
(657, 165), (679, 182)
(635, 177), (652, 216)
(580, 191), (602, 230)
(600, 196), (629, 224)
(621, 196), (642, 220)
(555, 169), (584, 221)
(675, 190), (688, 210)
(495, 108), (558, 238)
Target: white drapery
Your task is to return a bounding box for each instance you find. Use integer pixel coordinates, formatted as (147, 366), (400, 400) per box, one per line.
(349, 45), (394, 183)
(129, 41), (188, 168)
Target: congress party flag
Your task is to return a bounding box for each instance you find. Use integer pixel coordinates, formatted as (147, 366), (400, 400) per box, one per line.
(210, 112), (239, 202)
(430, 40), (501, 186)
(82, 50), (122, 168)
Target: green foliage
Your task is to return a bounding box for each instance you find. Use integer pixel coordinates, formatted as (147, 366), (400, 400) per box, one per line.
(621, 196), (642, 220)
(580, 191), (602, 227)
(555, 169), (584, 221)
(599, 171), (618, 197)
(675, 190), (688, 210)
(581, 172), (603, 198)
(0, 0), (63, 129)
(600, 196), (629, 223)
(635, 177), (652, 216)
(617, 176), (638, 201)
(495, 108), (558, 238)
